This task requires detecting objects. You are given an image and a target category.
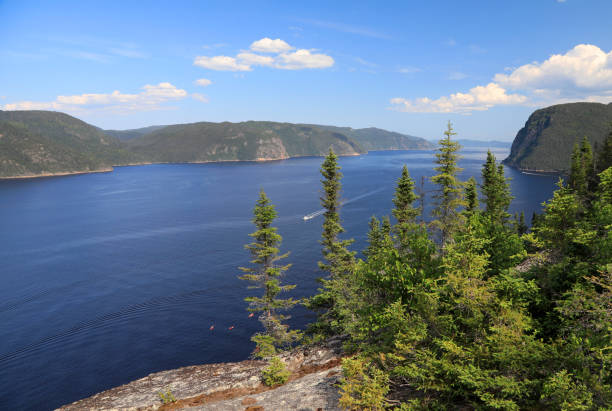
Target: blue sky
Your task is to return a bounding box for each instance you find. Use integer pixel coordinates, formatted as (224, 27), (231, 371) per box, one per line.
(1, 0), (611, 140)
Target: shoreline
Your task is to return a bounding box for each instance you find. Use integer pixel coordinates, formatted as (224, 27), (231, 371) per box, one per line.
(0, 167), (114, 180)
(0, 151), (369, 180)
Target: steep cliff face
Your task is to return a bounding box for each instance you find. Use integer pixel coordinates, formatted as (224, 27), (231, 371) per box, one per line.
(503, 102), (612, 172)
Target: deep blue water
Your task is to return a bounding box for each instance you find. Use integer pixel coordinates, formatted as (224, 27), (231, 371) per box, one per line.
(0, 148), (559, 410)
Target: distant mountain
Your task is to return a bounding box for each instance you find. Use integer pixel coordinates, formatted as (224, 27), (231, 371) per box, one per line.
(0, 111), (432, 178)
(314, 126), (433, 150)
(503, 102), (612, 172)
(456, 139), (511, 148)
(0, 110), (135, 178)
(103, 125), (167, 140)
(125, 121), (366, 162)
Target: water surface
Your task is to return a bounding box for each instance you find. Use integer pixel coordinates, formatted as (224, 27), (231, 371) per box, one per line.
(0, 148), (559, 410)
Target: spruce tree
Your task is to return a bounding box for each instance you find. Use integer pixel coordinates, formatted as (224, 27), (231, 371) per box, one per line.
(307, 148), (355, 334)
(596, 125), (612, 173)
(319, 148), (354, 276)
(239, 189), (299, 356)
(464, 176), (479, 214)
(392, 165), (420, 246)
(431, 121), (465, 250)
(480, 150), (512, 225)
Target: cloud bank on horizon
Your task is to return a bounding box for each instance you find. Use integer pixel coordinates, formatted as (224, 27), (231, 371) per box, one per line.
(3, 82), (192, 112)
(391, 44), (612, 114)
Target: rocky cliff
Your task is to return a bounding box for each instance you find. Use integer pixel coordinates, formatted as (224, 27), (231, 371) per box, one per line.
(503, 102), (612, 172)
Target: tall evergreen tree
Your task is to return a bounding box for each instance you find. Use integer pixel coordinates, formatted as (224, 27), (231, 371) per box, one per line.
(392, 165), (420, 244)
(239, 189), (299, 356)
(596, 124), (612, 173)
(319, 148), (354, 276)
(431, 121), (465, 250)
(570, 137), (596, 198)
(480, 150), (512, 225)
(307, 148), (356, 334)
(464, 176), (479, 215)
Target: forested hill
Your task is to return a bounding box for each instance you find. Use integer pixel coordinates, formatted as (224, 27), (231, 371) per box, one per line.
(124, 121), (366, 162)
(0, 111), (431, 178)
(0, 110), (134, 178)
(503, 102), (612, 172)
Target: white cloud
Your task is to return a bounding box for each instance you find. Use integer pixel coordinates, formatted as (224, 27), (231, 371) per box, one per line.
(275, 49), (334, 70)
(194, 38), (334, 72)
(193, 55), (251, 71)
(250, 38), (292, 53)
(195, 78), (212, 87)
(493, 44), (612, 95)
(391, 44), (612, 114)
(4, 82), (188, 112)
(390, 83), (526, 113)
(191, 93), (209, 103)
(236, 52), (275, 67)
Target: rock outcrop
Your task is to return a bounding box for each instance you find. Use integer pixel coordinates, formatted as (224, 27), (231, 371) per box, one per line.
(58, 339), (344, 411)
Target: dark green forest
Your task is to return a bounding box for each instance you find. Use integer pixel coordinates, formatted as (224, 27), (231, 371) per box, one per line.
(241, 122), (612, 410)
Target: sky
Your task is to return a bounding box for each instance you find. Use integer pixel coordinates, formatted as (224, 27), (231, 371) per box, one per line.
(1, 0), (612, 141)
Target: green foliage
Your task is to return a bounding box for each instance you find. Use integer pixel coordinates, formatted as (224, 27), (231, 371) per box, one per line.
(504, 102), (612, 172)
(596, 124), (612, 173)
(0, 111), (136, 177)
(239, 190), (300, 356)
(540, 370), (594, 411)
(306, 149), (357, 335)
(430, 121), (465, 250)
(314, 133), (612, 409)
(339, 356), (389, 411)
(464, 176), (479, 215)
(158, 389), (176, 404)
(261, 356), (291, 387)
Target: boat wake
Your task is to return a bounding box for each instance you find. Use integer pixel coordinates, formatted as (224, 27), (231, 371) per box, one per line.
(303, 188), (384, 221)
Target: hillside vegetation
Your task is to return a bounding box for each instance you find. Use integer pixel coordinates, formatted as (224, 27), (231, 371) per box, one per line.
(0, 111), (432, 178)
(504, 102), (612, 172)
(0, 110), (135, 178)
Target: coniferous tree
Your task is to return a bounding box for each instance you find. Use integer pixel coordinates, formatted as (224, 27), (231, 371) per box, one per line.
(596, 125), (612, 173)
(431, 121), (465, 251)
(239, 189), (299, 356)
(480, 150), (512, 225)
(392, 165), (436, 274)
(464, 176), (479, 214)
(392, 165), (420, 246)
(580, 136), (596, 193)
(364, 216), (383, 258)
(517, 211), (527, 235)
(569, 142), (583, 192)
(307, 148), (356, 334)
(319, 148), (354, 276)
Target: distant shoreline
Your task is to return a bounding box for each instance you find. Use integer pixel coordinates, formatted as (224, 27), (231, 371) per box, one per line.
(0, 167), (114, 180)
(0, 152), (369, 180)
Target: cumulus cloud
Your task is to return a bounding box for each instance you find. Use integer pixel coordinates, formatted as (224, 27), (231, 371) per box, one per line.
(4, 82), (188, 112)
(195, 78), (212, 87)
(391, 83), (526, 113)
(391, 43), (612, 114)
(194, 38), (334, 72)
(250, 38), (293, 53)
(493, 44), (612, 94)
(194, 55), (252, 71)
(236, 52), (275, 67)
(275, 49), (334, 70)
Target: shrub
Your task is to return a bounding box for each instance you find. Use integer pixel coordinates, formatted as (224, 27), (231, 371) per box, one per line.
(261, 356), (290, 387)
